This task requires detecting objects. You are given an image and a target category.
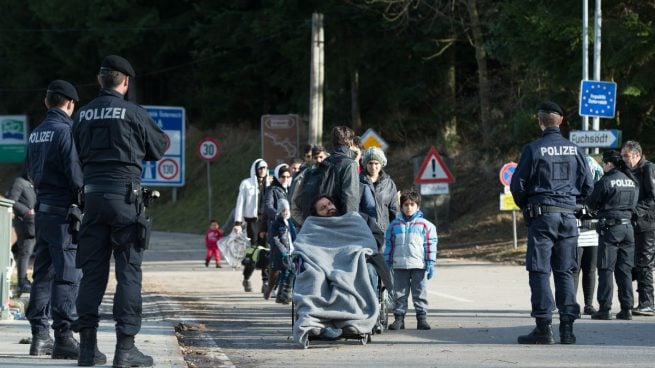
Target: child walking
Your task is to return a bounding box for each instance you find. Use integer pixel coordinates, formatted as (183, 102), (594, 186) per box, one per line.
(384, 189), (438, 330)
(265, 199), (296, 304)
(205, 219), (224, 268)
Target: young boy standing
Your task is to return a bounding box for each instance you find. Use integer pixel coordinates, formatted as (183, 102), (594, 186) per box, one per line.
(384, 189), (438, 330)
(205, 220), (224, 268)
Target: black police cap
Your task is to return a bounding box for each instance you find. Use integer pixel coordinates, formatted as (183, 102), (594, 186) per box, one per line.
(100, 55), (135, 77)
(602, 150), (621, 164)
(537, 101), (564, 116)
(46, 80), (79, 102)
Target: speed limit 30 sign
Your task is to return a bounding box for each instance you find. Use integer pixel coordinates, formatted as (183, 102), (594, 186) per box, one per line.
(197, 137), (220, 162)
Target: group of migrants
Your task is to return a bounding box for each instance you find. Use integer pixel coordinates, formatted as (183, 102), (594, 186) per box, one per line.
(5, 55), (165, 367)
(229, 126), (439, 332)
(510, 101), (655, 345)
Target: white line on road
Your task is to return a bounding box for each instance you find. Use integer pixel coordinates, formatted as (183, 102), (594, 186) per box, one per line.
(428, 290), (473, 303)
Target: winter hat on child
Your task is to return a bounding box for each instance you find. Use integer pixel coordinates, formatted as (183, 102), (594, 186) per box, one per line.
(362, 147), (387, 167)
(277, 199), (290, 214)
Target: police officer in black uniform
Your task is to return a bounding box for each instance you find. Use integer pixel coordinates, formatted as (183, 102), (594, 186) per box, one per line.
(510, 101), (594, 345)
(25, 80), (83, 359)
(620, 140), (655, 316)
(72, 55), (167, 367)
(587, 150), (638, 320)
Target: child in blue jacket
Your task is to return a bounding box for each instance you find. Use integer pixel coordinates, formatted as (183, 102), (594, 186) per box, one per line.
(384, 189), (438, 330)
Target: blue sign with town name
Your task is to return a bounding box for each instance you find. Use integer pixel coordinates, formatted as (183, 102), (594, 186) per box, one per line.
(579, 80), (617, 118)
(141, 106), (185, 187)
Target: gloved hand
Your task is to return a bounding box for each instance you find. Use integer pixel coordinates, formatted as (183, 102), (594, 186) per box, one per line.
(426, 261), (435, 280)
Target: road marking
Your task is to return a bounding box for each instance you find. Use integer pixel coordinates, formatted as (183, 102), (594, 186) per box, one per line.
(428, 290), (473, 303)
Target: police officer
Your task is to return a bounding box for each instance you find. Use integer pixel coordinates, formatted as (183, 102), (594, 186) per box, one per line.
(586, 150), (638, 320)
(72, 55), (167, 367)
(620, 140), (655, 316)
(510, 101), (594, 345)
(25, 80), (83, 359)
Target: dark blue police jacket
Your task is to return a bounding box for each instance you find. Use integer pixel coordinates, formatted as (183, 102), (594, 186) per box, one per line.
(510, 127), (594, 210)
(73, 89), (167, 185)
(27, 108), (83, 207)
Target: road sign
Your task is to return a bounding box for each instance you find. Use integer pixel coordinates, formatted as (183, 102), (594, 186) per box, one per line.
(360, 128), (389, 151)
(261, 115), (299, 167)
(197, 137), (220, 162)
(0, 115), (27, 163)
(499, 162), (517, 187)
(421, 183), (449, 196)
(579, 80), (617, 118)
(500, 193), (519, 211)
(414, 147), (455, 184)
(569, 129), (621, 148)
(141, 106), (185, 187)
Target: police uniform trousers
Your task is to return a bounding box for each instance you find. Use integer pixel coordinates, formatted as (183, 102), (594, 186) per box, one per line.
(597, 223), (634, 312)
(634, 229), (655, 308)
(526, 212), (580, 320)
(74, 192), (144, 336)
(26, 212), (81, 336)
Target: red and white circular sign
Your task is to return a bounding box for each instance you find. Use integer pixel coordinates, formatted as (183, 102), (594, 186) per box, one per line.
(197, 137), (220, 162)
(158, 158), (179, 180)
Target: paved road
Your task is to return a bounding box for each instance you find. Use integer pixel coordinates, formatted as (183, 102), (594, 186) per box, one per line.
(144, 231), (655, 368)
(3, 231), (654, 368)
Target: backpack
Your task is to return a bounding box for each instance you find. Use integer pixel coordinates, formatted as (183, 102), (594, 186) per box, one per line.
(298, 158), (341, 220)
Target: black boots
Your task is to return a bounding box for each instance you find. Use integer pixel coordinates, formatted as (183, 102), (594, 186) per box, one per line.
(78, 328), (107, 366)
(416, 315), (431, 330)
(29, 332), (54, 355)
(559, 316), (576, 344)
(52, 332), (80, 360)
(517, 319), (555, 344)
(113, 334), (153, 368)
(388, 314), (405, 330)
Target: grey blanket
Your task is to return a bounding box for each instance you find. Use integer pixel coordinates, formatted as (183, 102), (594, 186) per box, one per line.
(292, 212), (379, 346)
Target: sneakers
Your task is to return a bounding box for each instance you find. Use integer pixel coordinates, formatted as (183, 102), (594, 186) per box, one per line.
(242, 280), (252, 292)
(29, 333), (54, 356)
(318, 327), (342, 340)
(591, 310), (612, 320)
(632, 306), (655, 316)
(616, 309), (633, 320)
(216, 263), (222, 268)
(205, 259), (209, 267)
(583, 305), (597, 315)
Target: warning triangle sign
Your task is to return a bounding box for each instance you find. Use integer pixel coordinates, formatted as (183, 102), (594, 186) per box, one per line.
(414, 147), (455, 184)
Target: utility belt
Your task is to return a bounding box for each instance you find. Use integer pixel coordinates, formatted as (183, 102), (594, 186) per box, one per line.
(598, 218), (632, 228)
(84, 183), (141, 203)
(38, 203), (69, 217)
(525, 203), (575, 219)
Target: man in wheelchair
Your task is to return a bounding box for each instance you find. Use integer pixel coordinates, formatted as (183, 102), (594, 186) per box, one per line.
(291, 196), (393, 347)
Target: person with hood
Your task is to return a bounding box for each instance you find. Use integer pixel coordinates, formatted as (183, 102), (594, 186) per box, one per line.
(233, 158), (270, 292)
(360, 147), (400, 234)
(5, 167), (36, 296)
(384, 189), (437, 331)
(265, 199), (297, 303)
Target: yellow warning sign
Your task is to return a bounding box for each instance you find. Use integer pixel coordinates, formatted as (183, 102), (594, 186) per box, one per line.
(500, 193), (520, 211)
(360, 128), (388, 151)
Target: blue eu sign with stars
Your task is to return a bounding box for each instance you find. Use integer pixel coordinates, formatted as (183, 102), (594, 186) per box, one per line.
(579, 80), (617, 118)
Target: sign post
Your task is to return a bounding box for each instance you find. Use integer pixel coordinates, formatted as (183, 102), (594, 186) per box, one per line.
(569, 129), (621, 148)
(198, 137), (220, 221)
(499, 162), (519, 249)
(415, 147), (455, 225)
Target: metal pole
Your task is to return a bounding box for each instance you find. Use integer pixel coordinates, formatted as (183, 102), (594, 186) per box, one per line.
(512, 210), (518, 249)
(207, 161), (212, 220)
(309, 13), (319, 145)
(592, 0), (602, 154)
(582, 0), (589, 131)
(317, 13), (324, 146)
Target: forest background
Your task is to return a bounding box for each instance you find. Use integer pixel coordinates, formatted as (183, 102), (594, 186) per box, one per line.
(1, 1), (654, 254)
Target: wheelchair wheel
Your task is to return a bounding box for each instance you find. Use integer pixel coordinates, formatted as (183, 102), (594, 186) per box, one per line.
(378, 288), (389, 333)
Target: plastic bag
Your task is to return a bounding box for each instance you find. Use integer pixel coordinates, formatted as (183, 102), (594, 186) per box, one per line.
(218, 231), (249, 268)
